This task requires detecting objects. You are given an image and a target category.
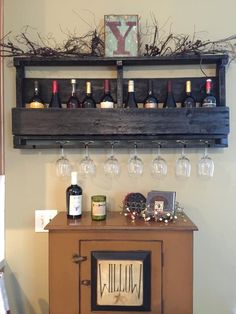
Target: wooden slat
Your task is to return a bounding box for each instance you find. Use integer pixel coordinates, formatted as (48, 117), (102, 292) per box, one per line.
(12, 107), (229, 136)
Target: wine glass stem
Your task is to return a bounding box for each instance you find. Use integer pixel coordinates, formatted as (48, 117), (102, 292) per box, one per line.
(204, 145), (208, 157)
(85, 144), (89, 158)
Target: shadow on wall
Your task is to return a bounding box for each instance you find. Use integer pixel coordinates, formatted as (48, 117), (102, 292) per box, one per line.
(5, 265), (49, 314)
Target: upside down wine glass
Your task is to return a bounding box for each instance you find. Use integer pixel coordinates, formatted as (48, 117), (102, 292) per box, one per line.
(151, 143), (168, 178)
(198, 143), (214, 177)
(104, 142), (120, 177)
(56, 142), (72, 178)
(128, 143), (144, 176)
(79, 143), (96, 177)
(175, 143), (191, 178)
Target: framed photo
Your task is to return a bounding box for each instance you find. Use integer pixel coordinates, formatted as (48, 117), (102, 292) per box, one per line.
(91, 250), (151, 311)
(104, 15), (139, 57)
(146, 191), (176, 214)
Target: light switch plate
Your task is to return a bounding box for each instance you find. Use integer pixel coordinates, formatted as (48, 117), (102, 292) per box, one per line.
(35, 209), (58, 232)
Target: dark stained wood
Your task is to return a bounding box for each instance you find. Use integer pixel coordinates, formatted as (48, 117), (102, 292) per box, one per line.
(13, 54), (229, 67)
(12, 54), (230, 149)
(12, 107), (229, 148)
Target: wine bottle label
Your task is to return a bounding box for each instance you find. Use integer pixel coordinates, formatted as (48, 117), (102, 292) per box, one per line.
(144, 102), (158, 109)
(100, 101), (114, 108)
(69, 195), (82, 215)
(26, 101), (44, 109)
(92, 201), (106, 216)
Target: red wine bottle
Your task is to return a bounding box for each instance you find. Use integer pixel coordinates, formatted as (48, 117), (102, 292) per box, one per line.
(182, 80), (196, 108)
(100, 79), (114, 108)
(124, 80), (138, 108)
(163, 80), (176, 108)
(49, 80), (62, 108)
(144, 80), (158, 109)
(201, 79), (216, 107)
(66, 79), (80, 108)
(82, 81), (96, 108)
(27, 80), (45, 109)
(66, 171), (82, 219)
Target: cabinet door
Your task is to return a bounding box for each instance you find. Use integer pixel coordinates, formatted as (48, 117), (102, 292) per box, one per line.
(79, 240), (162, 314)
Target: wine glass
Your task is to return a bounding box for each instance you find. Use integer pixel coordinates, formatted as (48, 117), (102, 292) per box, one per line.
(198, 142), (214, 177)
(151, 143), (167, 178)
(56, 142), (72, 177)
(175, 142), (191, 177)
(104, 141), (120, 177)
(79, 142), (96, 177)
(128, 143), (144, 176)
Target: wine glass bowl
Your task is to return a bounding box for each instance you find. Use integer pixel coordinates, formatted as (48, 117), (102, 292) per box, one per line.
(128, 143), (143, 176)
(151, 156), (167, 178)
(151, 143), (167, 178)
(175, 142), (191, 178)
(56, 143), (72, 177)
(198, 143), (214, 177)
(79, 143), (96, 177)
(104, 142), (120, 177)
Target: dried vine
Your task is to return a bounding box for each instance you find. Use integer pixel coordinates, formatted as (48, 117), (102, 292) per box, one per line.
(1, 19), (236, 60)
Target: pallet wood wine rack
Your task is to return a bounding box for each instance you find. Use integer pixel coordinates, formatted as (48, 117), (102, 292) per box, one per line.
(12, 54), (230, 149)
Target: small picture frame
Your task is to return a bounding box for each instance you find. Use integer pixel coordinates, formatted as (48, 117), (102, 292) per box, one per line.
(104, 15), (139, 57)
(146, 191), (176, 214)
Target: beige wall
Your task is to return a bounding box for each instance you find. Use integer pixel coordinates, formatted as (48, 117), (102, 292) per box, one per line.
(4, 0), (236, 313)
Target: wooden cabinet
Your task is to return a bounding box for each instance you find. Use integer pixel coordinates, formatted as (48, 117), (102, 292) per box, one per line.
(46, 211), (198, 314)
(11, 54), (229, 149)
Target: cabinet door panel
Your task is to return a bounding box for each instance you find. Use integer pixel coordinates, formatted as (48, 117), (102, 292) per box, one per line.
(80, 240), (162, 314)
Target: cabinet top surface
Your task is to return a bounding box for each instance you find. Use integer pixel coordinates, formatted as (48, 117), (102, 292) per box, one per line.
(13, 54), (228, 67)
(45, 211), (198, 232)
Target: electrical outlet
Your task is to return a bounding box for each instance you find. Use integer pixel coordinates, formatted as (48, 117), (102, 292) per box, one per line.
(35, 209), (58, 232)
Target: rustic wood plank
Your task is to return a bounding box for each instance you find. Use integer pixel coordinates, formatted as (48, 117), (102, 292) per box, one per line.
(12, 107), (229, 136)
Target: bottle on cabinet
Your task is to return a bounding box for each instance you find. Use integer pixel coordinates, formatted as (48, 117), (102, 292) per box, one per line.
(100, 79), (114, 108)
(124, 80), (138, 108)
(143, 80), (158, 109)
(66, 171), (82, 219)
(27, 80), (45, 109)
(82, 81), (96, 108)
(49, 80), (62, 108)
(66, 79), (81, 108)
(182, 80), (196, 108)
(91, 195), (106, 221)
(201, 79), (217, 107)
(163, 80), (176, 108)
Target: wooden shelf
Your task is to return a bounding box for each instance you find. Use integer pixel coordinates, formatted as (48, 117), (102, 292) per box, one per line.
(12, 107), (229, 148)
(12, 54), (230, 149)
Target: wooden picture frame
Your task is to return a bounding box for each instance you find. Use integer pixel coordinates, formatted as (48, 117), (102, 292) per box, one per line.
(91, 250), (151, 311)
(146, 191), (176, 214)
(104, 15), (139, 57)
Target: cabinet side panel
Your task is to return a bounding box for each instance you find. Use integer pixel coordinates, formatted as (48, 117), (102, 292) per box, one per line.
(49, 232), (79, 314)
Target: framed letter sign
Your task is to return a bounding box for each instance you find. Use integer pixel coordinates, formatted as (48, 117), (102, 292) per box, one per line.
(104, 15), (139, 57)
(91, 251), (151, 311)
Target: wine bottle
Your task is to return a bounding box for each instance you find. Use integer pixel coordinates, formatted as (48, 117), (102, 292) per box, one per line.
(66, 79), (80, 108)
(66, 171), (82, 219)
(27, 80), (45, 109)
(82, 81), (96, 108)
(201, 79), (217, 107)
(91, 195), (106, 221)
(49, 80), (62, 108)
(124, 80), (138, 108)
(100, 79), (114, 108)
(182, 80), (196, 108)
(144, 80), (158, 109)
(163, 80), (176, 108)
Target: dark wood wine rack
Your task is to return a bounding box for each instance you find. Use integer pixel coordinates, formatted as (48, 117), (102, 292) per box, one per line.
(12, 54), (230, 148)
